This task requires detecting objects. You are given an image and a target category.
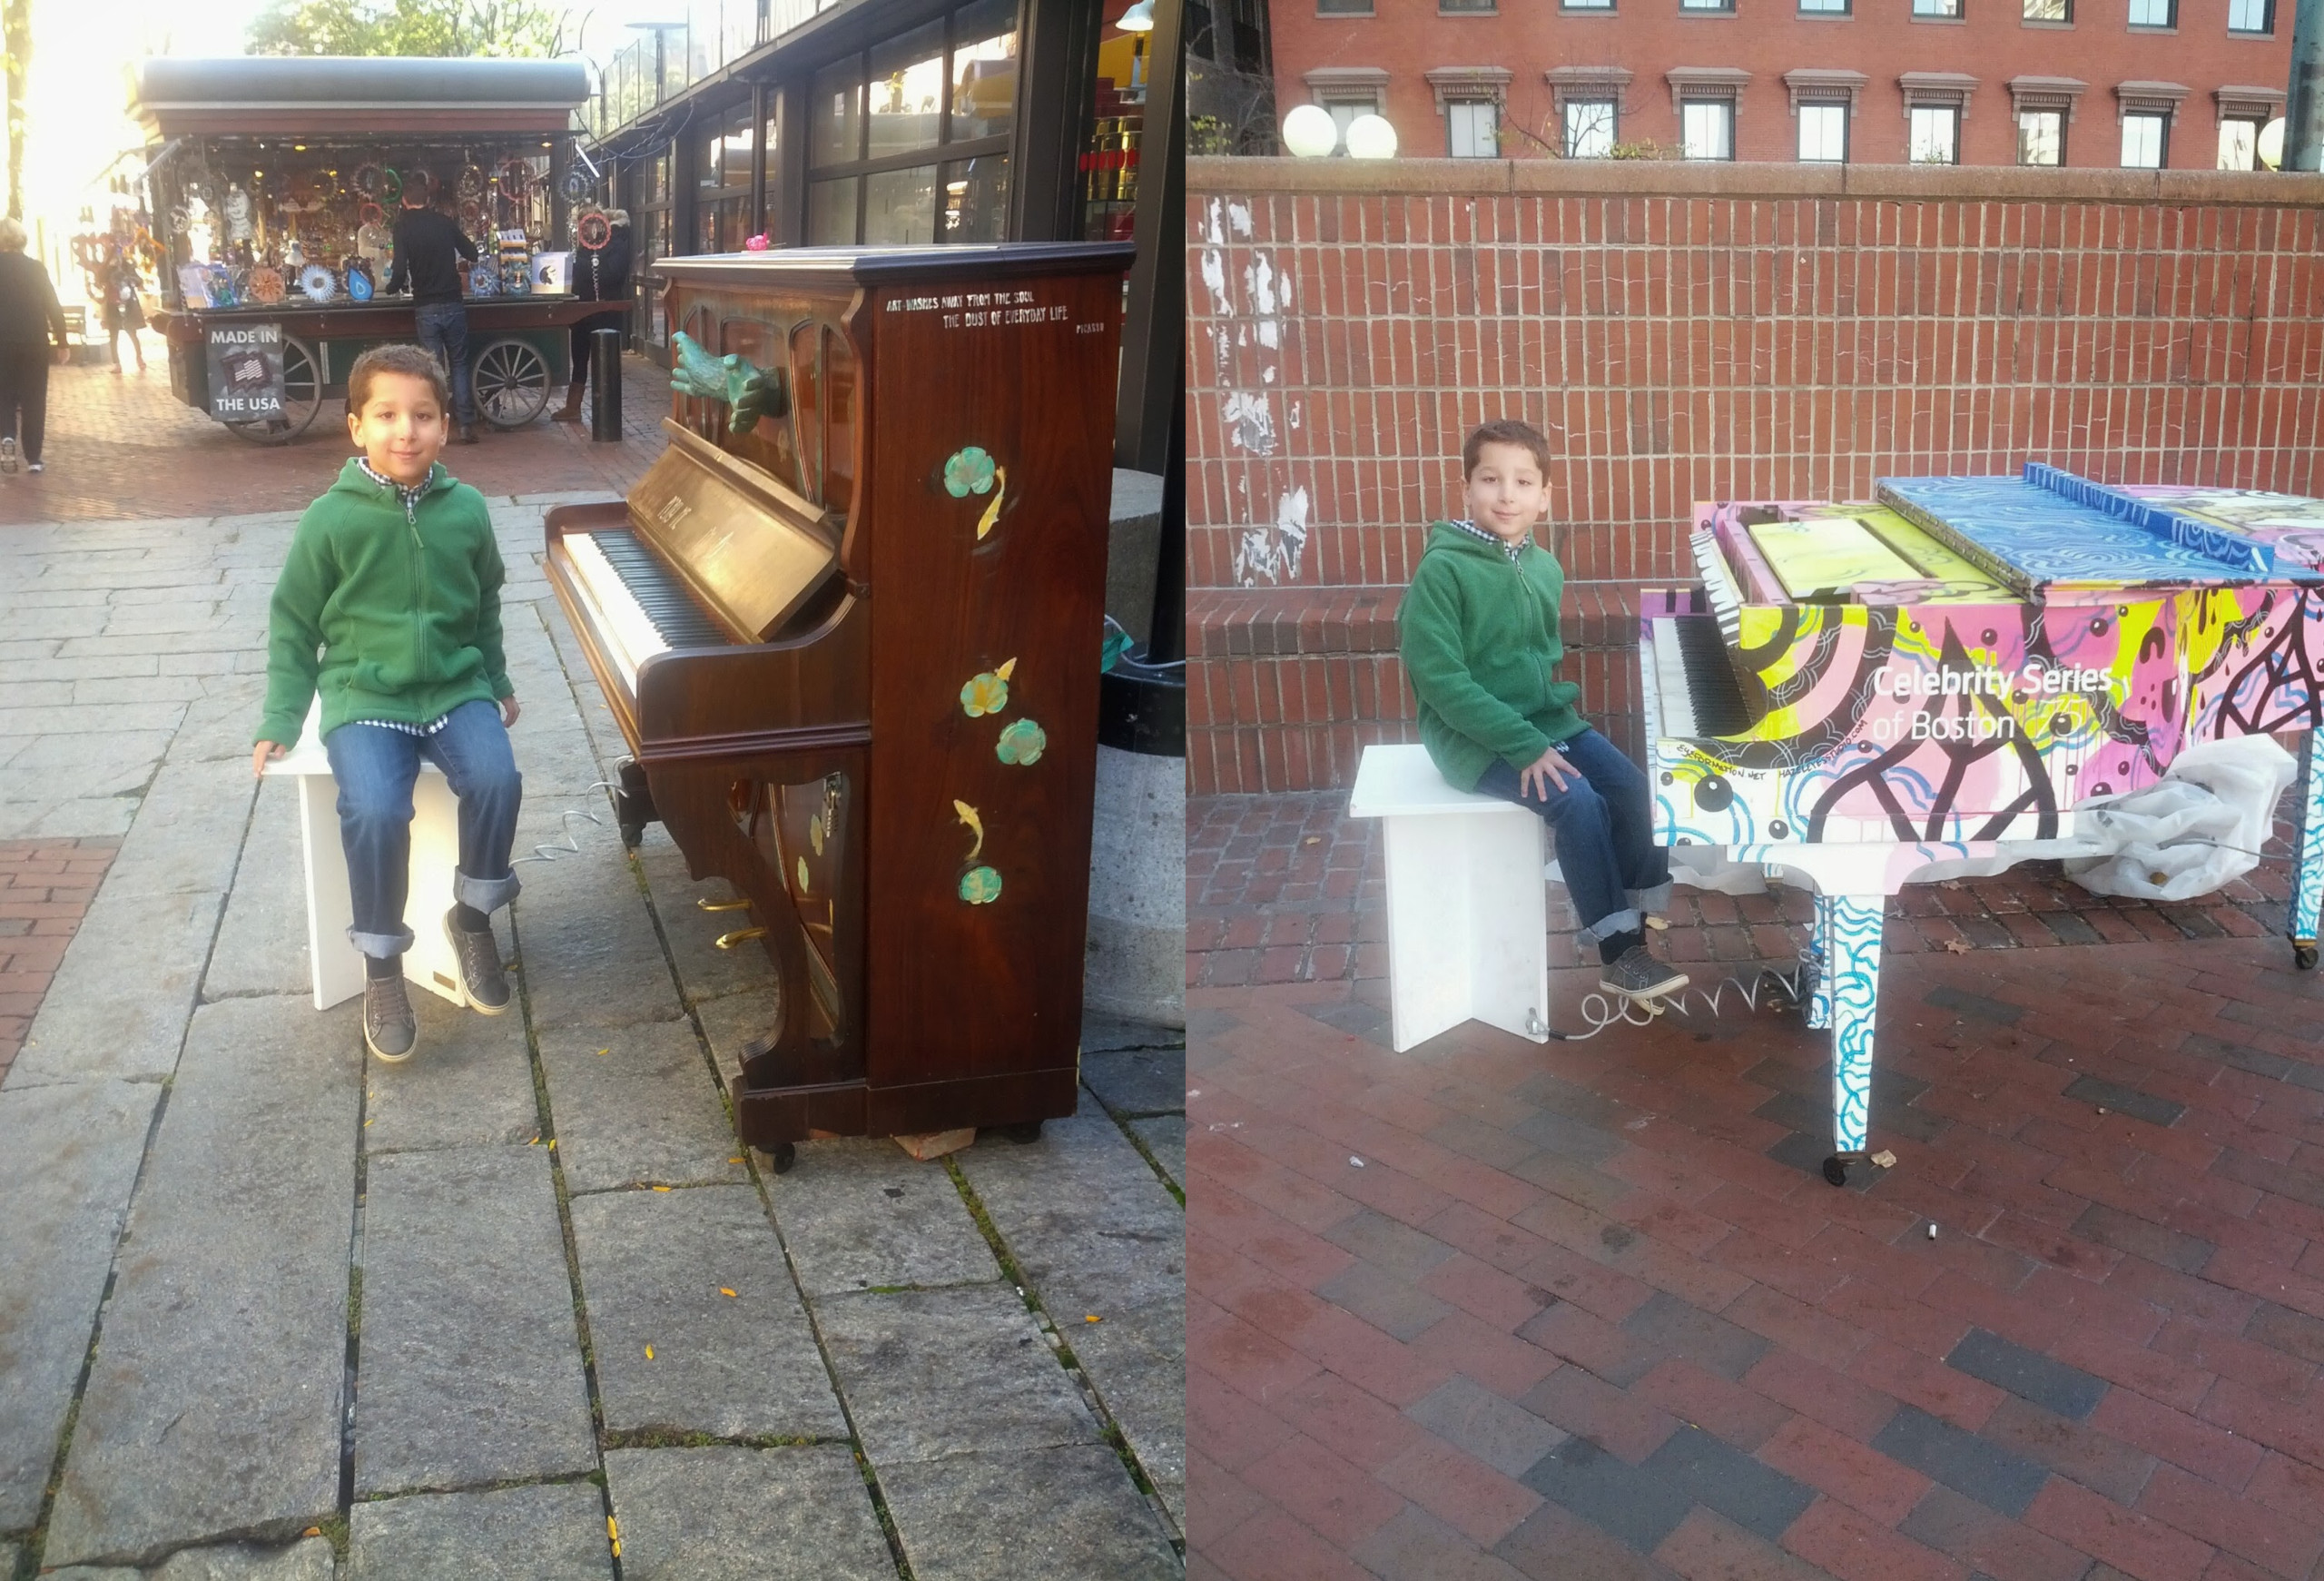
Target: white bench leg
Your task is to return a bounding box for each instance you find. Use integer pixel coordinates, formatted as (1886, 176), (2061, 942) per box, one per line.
(293, 768), (468, 1013)
(1379, 809), (1549, 1052)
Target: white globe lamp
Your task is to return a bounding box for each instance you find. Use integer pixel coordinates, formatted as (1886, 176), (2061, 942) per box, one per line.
(1282, 104), (1338, 159)
(2257, 117), (2285, 171)
(1345, 113), (1399, 161)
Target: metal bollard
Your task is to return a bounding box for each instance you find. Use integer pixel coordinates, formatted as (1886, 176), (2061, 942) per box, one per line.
(589, 326), (623, 441)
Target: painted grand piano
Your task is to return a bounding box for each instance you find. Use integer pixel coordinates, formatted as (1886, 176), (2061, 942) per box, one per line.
(1639, 464), (2324, 1184)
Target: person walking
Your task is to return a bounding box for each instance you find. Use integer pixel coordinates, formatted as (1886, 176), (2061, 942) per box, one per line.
(552, 209), (631, 423)
(100, 246), (149, 375)
(0, 218), (72, 475)
(388, 182), (480, 444)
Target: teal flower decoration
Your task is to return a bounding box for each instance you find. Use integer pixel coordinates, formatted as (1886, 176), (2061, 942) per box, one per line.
(995, 718), (1047, 766)
(959, 865), (1003, 905)
(944, 447), (998, 499)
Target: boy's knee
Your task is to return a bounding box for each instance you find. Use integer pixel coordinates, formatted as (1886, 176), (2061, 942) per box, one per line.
(1546, 780), (1609, 827)
(340, 786), (414, 832)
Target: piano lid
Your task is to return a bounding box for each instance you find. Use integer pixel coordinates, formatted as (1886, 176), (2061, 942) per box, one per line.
(627, 418), (842, 643)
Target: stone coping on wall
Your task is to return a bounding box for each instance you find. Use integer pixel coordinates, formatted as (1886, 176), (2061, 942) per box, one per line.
(1190, 579), (1646, 659)
(1188, 153), (2324, 205)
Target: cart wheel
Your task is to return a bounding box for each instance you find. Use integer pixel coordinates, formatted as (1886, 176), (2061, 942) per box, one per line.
(765, 1141), (798, 1175)
(222, 334), (322, 446)
(2296, 943), (2318, 971)
(1822, 1156), (1850, 1188)
(472, 337), (551, 428)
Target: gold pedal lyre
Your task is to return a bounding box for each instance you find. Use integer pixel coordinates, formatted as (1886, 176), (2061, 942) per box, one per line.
(698, 897), (753, 913)
(715, 926), (770, 950)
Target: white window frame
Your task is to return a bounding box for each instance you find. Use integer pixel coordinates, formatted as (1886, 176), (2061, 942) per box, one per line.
(1564, 97), (1618, 157)
(2120, 110), (2167, 167)
(1797, 102), (1848, 161)
(1909, 104), (1959, 162)
(2126, 0), (2173, 25)
(2016, 108), (2064, 163)
(2217, 117), (2261, 169)
(1913, 0), (1963, 13)
(2023, 0), (2068, 19)
(1446, 98), (1500, 157)
(2228, 0), (2270, 30)
(1681, 98), (1735, 159)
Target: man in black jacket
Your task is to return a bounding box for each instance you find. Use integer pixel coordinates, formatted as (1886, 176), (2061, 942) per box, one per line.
(552, 209), (631, 424)
(0, 216), (72, 473)
(388, 184), (480, 443)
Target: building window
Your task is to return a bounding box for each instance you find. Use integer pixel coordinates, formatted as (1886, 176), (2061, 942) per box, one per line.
(1446, 99), (1500, 155)
(1798, 0), (1849, 11)
(1797, 103), (1847, 159)
(1682, 99), (1735, 157)
(1561, 0), (1614, 8)
(2023, 0), (2067, 17)
(2127, 0), (2172, 24)
(1565, 97), (1617, 155)
(2228, 0), (2270, 30)
(1439, 0), (1495, 12)
(1319, 92), (1384, 151)
(2219, 118), (2261, 168)
(1316, 0), (1373, 12)
(2017, 108), (2064, 163)
(1914, 0), (1963, 13)
(1909, 104), (1959, 161)
(2121, 111), (2168, 166)
(1679, 0), (1735, 10)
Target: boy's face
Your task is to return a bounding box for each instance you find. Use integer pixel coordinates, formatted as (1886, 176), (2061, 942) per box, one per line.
(349, 371), (447, 488)
(1463, 440), (1550, 546)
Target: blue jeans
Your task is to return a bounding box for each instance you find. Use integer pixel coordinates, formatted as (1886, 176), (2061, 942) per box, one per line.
(324, 698), (522, 958)
(413, 301), (475, 427)
(1476, 727), (1672, 943)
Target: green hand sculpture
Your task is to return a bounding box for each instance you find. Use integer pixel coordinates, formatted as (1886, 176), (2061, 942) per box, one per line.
(667, 331), (791, 435)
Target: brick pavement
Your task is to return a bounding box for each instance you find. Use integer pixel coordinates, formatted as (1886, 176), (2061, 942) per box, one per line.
(1187, 788), (2304, 992)
(1188, 930), (2324, 1581)
(0, 838), (115, 1085)
(0, 335), (670, 525)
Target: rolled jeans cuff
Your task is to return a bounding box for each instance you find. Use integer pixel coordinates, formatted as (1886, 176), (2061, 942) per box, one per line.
(456, 867), (522, 914)
(1580, 906), (1641, 944)
(1630, 882), (1673, 917)
(349, 925), (416, 960)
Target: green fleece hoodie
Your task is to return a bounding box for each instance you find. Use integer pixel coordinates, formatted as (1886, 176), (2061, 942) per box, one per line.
(255, 458), (511, 747)
(1397, 521), (1588, 792)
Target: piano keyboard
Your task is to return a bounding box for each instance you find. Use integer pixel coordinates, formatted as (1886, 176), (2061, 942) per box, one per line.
(564, 529), (730, 689)
(1648, 615), (1753, 739)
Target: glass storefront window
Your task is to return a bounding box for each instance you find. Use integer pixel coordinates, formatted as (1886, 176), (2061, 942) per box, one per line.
(701, 109), (753, 190)
(950, 0), (1018, 142)
(867, 21), (946, 160)
(864, 162), (939, 244)
(942, 155), (1008, 242)
(1084, 1), (1148, 240)
(807, 177), (858, 243)
(811, 59), (863, 167)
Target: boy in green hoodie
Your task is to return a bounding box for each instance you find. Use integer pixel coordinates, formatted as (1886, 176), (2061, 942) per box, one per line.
(252, 343), (523, 1062)
(1398, 419), (1687, 1003)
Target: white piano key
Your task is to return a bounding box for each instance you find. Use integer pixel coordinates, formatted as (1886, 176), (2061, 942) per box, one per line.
(566, 531), (668, 693)
(1650, 618), (1700, 739)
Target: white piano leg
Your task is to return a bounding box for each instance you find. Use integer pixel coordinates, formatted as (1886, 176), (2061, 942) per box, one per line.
(1806, 893), (1835, 1031)
(2293, 727), (2323, 971)
(1824, 894), (1886, 1186)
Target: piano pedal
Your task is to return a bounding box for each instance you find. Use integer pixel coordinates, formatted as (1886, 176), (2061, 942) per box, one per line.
(698, 896), (753, 913)
(715, 926), (770, 950)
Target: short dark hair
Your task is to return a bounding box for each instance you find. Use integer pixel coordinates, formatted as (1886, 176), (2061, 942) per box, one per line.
(346, 343), (449, 419)
(1462, 420), (1553, 479)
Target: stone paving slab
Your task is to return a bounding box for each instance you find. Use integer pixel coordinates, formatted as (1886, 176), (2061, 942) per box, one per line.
(956, 1112), (1184, 1319)
(96, 756), (256, 900)
(569, 1184), (846, 1441)
(603, 1444), (892, 1581)
(1081, 1044), (1188, 1116)
(44, 998), (359, 1567)
(1129, 1115), (1185, 1188)
(763, 1139), (999, 1297)
(509, 825), (684, 1032)
(46, 1536), (337, 1581)
(8, 887), (222, 1087)
(347, 1482), (614, 1581)
(0, 1079), (162, 1529)
(692, 989), (779, 1097)
(361, 981), (539, 1154)
(815, 1284), (1099, 1467)
(632, 827), (773, 1008)
(201, 777), (311, 1001)
(879, 1444), (1179, 1581)
(537, 1021), (746, 1194)
(1063, 1294), (1187, 1529)
(353, 1145), (596, 1497)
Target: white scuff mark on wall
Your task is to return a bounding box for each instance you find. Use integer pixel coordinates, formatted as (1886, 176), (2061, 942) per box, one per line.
(1202, 197), (1226, 246)
(1263, 366), (1276, 384)
(1288, 400), (1302, 429)
(1199, 249), (1233, 318)
(1224, 391), (1276, 455)
(1246, 254), (1277, 316)
(1234, 486), (1312, 588)
(1227, 200), (1253, 237)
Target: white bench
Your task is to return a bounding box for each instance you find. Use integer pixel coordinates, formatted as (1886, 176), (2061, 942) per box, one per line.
(1347, 743), (1551, 1052)
(262, 697), (468, 1013)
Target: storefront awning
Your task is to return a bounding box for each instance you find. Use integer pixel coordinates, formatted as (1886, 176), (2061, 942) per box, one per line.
(130, 57), (590, 138)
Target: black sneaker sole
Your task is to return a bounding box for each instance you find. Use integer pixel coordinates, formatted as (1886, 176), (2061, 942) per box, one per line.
(363, 1013), (418, 1063)
(445, 913), (512, 1015)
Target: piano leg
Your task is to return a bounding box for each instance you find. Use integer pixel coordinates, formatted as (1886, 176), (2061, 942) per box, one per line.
(1822, 895), (1886, 1187)
(1806, 894), (1835, 1031)
(2293, 727), (2323, 971)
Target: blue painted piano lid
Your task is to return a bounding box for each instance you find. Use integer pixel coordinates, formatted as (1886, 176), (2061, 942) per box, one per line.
(1873, 465), (2319, 594)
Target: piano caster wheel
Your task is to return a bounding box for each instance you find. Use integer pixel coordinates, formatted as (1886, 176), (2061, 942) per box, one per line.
(764, 1141), (797, 1174)
(1822, 1156), (1850, 1188)
(993, 1121), (1043, 1144)
(2296, 944), (2318, 972)
(618, 822), (645, 850)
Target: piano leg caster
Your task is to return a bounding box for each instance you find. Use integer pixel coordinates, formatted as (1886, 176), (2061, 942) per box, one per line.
(2295, 943), (2318, 972)
(1822, 1155), (1850, 1188)
(763, 1141), (798, 1174)
(993, 1121), (1043, 1144)
(618, 821), (645, 850)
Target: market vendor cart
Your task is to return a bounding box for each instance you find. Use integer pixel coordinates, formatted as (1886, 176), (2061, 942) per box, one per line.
(127, 56), (611, 444)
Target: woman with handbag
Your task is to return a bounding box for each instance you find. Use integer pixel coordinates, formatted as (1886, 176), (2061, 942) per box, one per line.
(101, 246), (149, 375)
(552, 209), (631, 424)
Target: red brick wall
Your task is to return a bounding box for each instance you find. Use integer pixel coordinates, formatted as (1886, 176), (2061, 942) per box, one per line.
(1187, 157), (2324, 794)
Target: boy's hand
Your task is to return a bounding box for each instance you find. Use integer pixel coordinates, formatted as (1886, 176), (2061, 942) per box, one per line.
(1518, 745), (1576, 801)
(500, 695), (521, 727)
(252, 741), (285, 780)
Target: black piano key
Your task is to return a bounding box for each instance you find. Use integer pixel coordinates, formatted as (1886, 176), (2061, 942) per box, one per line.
(586, 529), (730, 650)
(1671, 615), (1755, 736)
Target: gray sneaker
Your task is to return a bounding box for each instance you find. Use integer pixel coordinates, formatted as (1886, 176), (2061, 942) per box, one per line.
(1600, 944), (1689, 1003)
(363, 973), (417, 1062)
(0, 437), (16, 474)
(445, 909), (511, 1013)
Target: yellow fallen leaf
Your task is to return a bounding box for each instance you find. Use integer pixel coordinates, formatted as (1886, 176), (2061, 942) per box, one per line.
(528, 1135), (539, 1145)
(653, 1185), (672, 1192)
(728, 1157), (743, 1164)
(644, 1343), (655, 1359)
(609, 1514), (619, 1557)
(302, 1527), (321, 1537)
(547, 1139), (557, 1149)
(364, 1119), (372, 1127)
(597, 1048), (609, 1057)
(720, 1288), (738, 1298)
(1086, 1315), (1101, 1323)
(1942, 939), (1972, 954)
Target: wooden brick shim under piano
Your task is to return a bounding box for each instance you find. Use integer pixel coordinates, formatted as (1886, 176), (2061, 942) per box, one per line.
(543, 241), (1136, 1161)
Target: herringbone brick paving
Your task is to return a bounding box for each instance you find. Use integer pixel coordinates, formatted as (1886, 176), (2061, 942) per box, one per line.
(0, 331), (670, 525)
(0, 837), (117, 1085)
(1190, 779), (2324, 1580)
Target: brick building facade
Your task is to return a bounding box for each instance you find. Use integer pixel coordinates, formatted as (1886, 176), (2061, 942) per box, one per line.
(1187, 157), (2324, 794)
(1275, 0), (2292, 168)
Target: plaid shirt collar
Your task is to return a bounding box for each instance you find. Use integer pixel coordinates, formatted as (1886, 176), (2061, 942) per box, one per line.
(1450, 518), (1531, 562)
(357, 458), (437, 522)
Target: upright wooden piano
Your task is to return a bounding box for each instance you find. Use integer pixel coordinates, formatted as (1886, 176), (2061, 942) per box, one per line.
(543, 242), (1135, 1169)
